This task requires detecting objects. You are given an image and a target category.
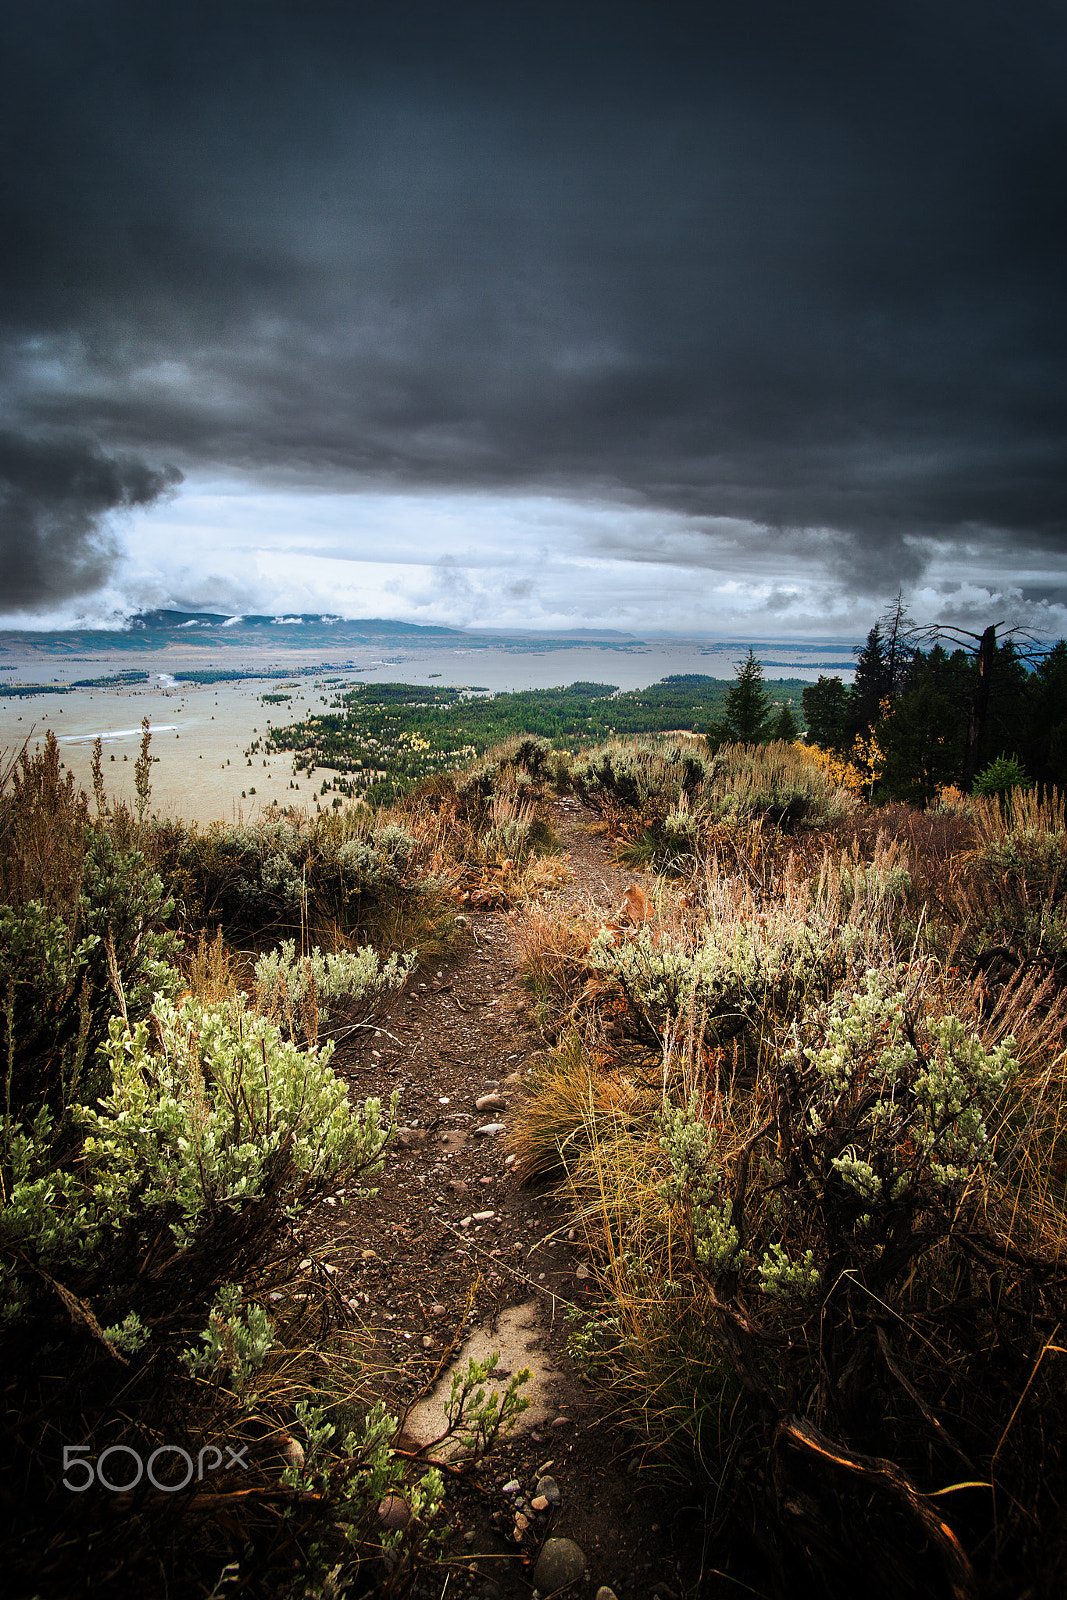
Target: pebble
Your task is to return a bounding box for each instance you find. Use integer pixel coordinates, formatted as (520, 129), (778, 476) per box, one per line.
(533, 1537), (585, 1593)
(531, 1494), (549, 1512)
(502, 1479), (520, 1494)
(421, 1335), (435, 1349)
(504, 1153), (517, 1168)
(430, 1303), (447, 1317)
(535, 1475), (562, 1506)
(575, 1262), (591, 1279)
(474, 1122), (506, 1137)
(475, 1092), (506, 1111)
(472, 1210), (495, 1221)
(550, 1415), (571, 1429)
(377, 1494), (410, 1530)
(596, 1589), (620, 1600)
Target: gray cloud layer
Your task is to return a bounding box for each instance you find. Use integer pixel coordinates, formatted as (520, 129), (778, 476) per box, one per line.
(0, 431), (181, 606)
(1, 1), (1064, 614)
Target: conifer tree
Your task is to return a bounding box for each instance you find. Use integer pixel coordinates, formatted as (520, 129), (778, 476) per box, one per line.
(802, 675), (849, 749)
(772, 703), (798, 742)
(708, 650), (771, 747)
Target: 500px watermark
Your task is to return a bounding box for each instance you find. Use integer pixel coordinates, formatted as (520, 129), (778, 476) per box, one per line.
(62, 1443), (249, 1493)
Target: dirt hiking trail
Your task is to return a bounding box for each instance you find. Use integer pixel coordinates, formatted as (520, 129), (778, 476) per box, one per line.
(301, 798), (715, 1600)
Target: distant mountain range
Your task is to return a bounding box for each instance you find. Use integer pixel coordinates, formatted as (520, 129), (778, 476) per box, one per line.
(126, 610), (469, 638)
(0, 609), (671, 654)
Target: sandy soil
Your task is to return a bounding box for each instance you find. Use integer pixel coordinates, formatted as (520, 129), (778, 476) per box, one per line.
(0, 678), (344, 827)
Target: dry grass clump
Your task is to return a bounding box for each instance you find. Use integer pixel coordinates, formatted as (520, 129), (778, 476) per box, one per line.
(0, 729), (89, 915)
(403, 753), (568, 913)
(506, 1032), (652, 1185)
(514, 901), (601, 1021)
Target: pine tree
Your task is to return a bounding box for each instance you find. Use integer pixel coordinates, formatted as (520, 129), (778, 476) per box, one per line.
(708, 650), (772, 747)
(772, 703), (798, 742)
(801, 675), (849, 749)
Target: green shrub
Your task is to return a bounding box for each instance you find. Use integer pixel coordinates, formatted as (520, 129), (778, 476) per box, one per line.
(973, 751), (1029, 798)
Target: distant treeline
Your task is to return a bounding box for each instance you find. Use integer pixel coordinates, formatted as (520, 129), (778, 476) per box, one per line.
(264, 675), (806, 805)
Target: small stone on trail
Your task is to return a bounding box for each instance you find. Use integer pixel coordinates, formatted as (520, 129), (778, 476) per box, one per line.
(533, 1537), (585, 1593)
(531, 1494), (549, 1512)
(535, 1475), (562, 1505)
(421, 1335), (435, 1349)
(596, 1588), (620, 1600)
(377, 1494), (410, 1530)
(504, 1153), (517, 1167)
(475, 1092), (506, 1111)
(502, 1479), (520, 1494)
(475, 1122), (506, 1137)
(472, 1210), (495, 1220)
(430, 1303), (447, 1317)
(575, 1262), (591, 1279)
(550, 1415), (571, 1428)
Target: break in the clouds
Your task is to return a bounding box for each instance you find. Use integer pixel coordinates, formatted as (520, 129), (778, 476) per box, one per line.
(1, 1), (1065, 633)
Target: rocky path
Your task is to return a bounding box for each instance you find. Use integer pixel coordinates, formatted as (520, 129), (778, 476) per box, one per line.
(301, 799), (709, 1600)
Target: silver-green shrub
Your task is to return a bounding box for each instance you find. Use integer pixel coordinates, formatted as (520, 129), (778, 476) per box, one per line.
(587, 910), (838, 1040)
(252, 938), (413, 1035)
(68, 993), (393, 1250)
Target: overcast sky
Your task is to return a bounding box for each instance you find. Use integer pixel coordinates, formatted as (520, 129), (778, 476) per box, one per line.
(2, 1), (1065, 636)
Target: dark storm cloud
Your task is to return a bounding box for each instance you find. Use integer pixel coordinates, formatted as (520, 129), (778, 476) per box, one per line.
(1, 0), (1064, 609)
(0, 432), (181, 606)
